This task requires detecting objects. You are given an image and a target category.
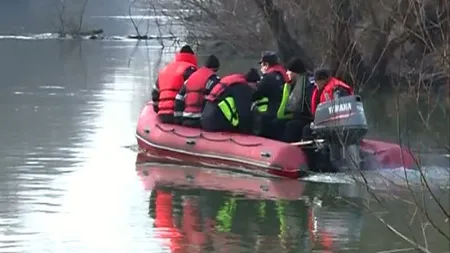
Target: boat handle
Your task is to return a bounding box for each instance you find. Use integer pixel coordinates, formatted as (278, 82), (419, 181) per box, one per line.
(186, 139), (196, 145)
(260, 151), (271, 158)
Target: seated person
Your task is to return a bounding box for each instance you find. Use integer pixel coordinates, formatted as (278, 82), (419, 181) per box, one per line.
(152, 45), (198, 123)
(252, 51), (290, 141)
(201, 68), (260, 134)
(302, 68), (354, 141)
(174, 55), (221, 128)
(282, 57), (315, 142)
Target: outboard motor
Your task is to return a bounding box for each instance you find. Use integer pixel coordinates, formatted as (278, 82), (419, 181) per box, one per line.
(312, 95), (368, 171)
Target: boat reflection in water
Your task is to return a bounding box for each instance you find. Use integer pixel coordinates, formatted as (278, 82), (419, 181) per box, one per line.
(137, 160), (366, 253)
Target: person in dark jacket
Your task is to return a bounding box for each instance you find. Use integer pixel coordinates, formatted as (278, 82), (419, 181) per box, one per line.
(201, 68), (260, 134)
(151, 45), (198, 124)
(174, 55), (221, 127)
(282, 57), (315, 142)
(252, 51), (290, 140)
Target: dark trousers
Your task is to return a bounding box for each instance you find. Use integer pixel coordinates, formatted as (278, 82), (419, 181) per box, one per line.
(182, 118), (201, 128)
(158, 114), (174, 124)
(201, 103), (235, 132)
(283, 119), (310, 142)
(301, 123), (314, 140)
(201, 102), (252, 134)
(298, 124), (336, 172)
(255, 114), (288, 141)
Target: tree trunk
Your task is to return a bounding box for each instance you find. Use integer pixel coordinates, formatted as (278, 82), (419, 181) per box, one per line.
(252, 0), (313, 67)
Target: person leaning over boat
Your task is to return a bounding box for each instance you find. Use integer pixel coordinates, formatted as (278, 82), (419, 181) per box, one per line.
(201, 68), (261, 134)
(174, 55), (221, 128)
(282, 57), (315, 142)
(301, 68), (354, 140)
(252, 51), (290, 141)
(151, 45), (198, 124)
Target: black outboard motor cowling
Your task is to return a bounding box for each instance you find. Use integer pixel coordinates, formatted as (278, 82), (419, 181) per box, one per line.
(312, 95), (368, 171)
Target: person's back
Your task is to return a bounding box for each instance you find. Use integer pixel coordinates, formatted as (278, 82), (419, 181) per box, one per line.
(226, 83), (254, 134)
(174, 55), (221, 128)
(152, 45), (198, 124)
(201, 69), (260, 134)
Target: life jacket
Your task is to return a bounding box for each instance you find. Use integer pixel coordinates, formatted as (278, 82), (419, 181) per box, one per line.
(205, 74), (247, 127)
(310, 77), (353, 115)
(254, 64), (291, 118)
(266, 64), (289, 83)
(183, 67), (216, 119)
(157, 52), (198, 115)
(205, 74), (247, 102)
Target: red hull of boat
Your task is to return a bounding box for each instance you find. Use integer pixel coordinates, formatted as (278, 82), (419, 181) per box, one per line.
(136, 102), (415, 178)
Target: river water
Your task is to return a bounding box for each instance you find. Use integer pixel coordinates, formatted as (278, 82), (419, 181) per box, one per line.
(1, 2), (449, 253)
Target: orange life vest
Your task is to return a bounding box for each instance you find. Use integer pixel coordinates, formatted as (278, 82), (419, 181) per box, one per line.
(265, 64), (289, 83)
(310, 77), (353, 115)
(157, 53), (198, 115)
(205, 74), (247, 102)
(183, 67), (216, 118)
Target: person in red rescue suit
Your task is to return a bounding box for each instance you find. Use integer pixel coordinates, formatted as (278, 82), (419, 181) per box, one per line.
(174, 55), (221, 128)
(201, 68), (261, 134)
(151, 45), (198, 124)
(252, 51), (290, 141)
(302, 68), (354, 140)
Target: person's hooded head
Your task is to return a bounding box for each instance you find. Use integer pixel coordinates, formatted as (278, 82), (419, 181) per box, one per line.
(245, 68), (261, 84)
(176, 44), (197, 66)
(313, 68), (332, 89)
(179, 45), (194, 54)
(204, 54), (220, 72)
(286, 57), (306, 81)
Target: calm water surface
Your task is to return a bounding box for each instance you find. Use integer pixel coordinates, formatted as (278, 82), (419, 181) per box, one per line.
(1, 3), (449, 252)
(0, 39), (158, 252)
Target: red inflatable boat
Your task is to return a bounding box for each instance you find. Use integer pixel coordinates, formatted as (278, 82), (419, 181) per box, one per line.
(136, 102), (415, 179)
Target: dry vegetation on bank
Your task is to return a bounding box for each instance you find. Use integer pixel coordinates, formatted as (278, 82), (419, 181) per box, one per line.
(144, 0), (449, 92)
